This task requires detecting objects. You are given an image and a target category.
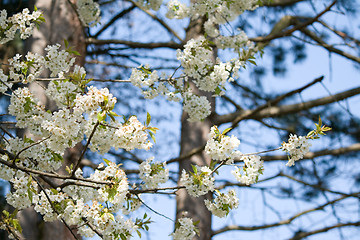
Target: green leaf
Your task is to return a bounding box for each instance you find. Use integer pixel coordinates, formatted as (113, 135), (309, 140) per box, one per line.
(11, 219), (22, 232)
(214, 86), (222, 95)
(109, 113), (116, 122)
(71, 50), (81, 56)
(65, 165), (72, 174)
(107, 187), (117, 201)
(148, 127), (158, 133)
(222, 127), (232, 135)
(120, 233), (127, 240)
(2, 210), (9, 217)
(149, 131), (156, 143)
(146, 112), (151, 126)
(103, 158), (112, 166)
(209, 160), (217, 170)
(191, 165), (198, 174)
(27, 189), (33, 202)
(97, 111), (106, 122)
(50, 188), (58, 195)
(140, 66), (152, 75)
(64, 39), (69, 49)
(248, 59), (257, 65)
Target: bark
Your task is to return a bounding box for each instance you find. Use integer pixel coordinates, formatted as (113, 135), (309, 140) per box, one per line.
(175, 6), (216, 240)
(16, 0), (85, 239)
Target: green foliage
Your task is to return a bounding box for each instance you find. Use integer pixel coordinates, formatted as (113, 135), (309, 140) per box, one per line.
(307, 117), (332, 139)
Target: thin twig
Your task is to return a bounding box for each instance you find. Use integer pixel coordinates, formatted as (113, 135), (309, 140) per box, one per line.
(71, 121), (100, 177)
(134, 193), (174, 222)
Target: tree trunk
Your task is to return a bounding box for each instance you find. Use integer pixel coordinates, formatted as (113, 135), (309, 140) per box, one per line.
(176, 8), (217, 240)
(17, 0), (85, 239)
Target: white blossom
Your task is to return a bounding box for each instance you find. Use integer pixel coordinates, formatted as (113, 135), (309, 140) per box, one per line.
(44, 44), (75, 77)
(205, 126), (240, 161)
(0, 8), (43, 44)
(183, 91), (211, 122)
(166, 0), (189, 19)
(282, 134), (311, 166)
(205, 189), (239, 218)
(0, 69), (11, 93)
(171, 217), (197, 240)
(76, 0), (101, 27)
(232, 155), (264, 185)
(180, 166), (215, 197)
(139, 157), (169, 189)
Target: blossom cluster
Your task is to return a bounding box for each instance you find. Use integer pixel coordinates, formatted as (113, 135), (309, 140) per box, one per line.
(1, 44), (78, 95)
(45, 44), (76, 77)
(180, 166), (215, 197)
(129, 67), (181, 102)
(0, 69), (11, 94)
(166, 0), (189, 19)
(204, 189), (239, 218)
(205, 126), (240, 162)
(74, 86), (117, 114)
(127, 2), (259, 123)
(138, 0), (163, 11)
(6, 172), (36, 209)
(232, 155), (264, 185)
(2, 157), (148, 239)
(170, 217), (197, 240)
(139, 157), (169, 189)
(0, 8), (44, 44)
(45, 80), (82, 108)
(182, 91), (211, 122)
(76, 0), (101, 27)
(205, 126), (264, 185)
(8, 52), (44, 83)
(8, 87), (51, 135)
(86, 115), (153, 154)
(282, 134), (311, 166)
(6, 137), (62, 171)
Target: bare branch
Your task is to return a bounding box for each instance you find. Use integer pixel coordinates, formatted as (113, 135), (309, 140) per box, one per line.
(262, 0), (306, 7)
(93, 5), (136, 38)
(316, 20), (360, 46)
(299, 27), (360, 64)
(289, 221), (360, 240)
(212, 191), (360, 235)
(279, 172), (358, 197)
(86, 38), (182, 49)
(216, 85), (360, 125)
(126, 0), (183, 42)
(166, 145), (204, 164)
(72, 121), (100, 177)
(251, 1), (337, 45)
(261, 143), (360, 161)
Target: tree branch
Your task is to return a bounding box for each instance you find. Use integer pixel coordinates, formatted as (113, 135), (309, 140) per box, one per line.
(262, 0), (306, 7)
(251, 1), (337, 45)
(85, 38), (182, 49)
(93, 5), (136, 38)
(279, 172), (358, 197)
(299, 27), (360, 64)
(126, 0), (183, 42)
(216, 85), (360, 125)
(212, 191), (360, 235)
(289, 221), (360, 240)
(261, 143), (360, 161)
